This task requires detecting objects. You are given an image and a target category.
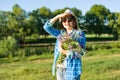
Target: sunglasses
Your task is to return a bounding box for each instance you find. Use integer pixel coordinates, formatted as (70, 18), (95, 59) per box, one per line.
(61, 17), (75, 22)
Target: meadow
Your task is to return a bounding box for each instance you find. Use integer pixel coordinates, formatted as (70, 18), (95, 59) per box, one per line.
(0, 48), (120, 80)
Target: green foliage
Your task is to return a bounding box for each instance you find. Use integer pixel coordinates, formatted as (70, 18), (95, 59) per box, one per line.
(90, 4), (110, 19)
(107, 12), (120, 40)
(86, 41), (120, 51)
(0, 4), (120, 40)
(16, 46), (54, 58)
(39, 6), (51, 18)
(0, 36), (19, 58)
(85, 4), (110, 36)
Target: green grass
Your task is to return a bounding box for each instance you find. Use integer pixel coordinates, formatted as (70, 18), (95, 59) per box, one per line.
(86, 34), (113, 38)
(0, 48), (120, 80)
(82, 54), (120, 80)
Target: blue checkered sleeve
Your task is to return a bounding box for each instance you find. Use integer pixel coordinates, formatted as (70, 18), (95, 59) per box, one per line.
(43, 20), (60, 37)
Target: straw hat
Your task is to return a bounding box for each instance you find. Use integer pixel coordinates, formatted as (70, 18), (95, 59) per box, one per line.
(64, 9), (76, 17)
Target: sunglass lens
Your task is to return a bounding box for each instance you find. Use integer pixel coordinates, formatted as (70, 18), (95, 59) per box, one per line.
(61, 17), (73, 22)
(68, 17), (73, 22)
(61, 18), (66, 22)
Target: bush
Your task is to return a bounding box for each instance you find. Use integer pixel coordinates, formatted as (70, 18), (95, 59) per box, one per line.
(0, 36), (19, 58)
(86, 41), (120, 51)
(17, 47), (43, 57)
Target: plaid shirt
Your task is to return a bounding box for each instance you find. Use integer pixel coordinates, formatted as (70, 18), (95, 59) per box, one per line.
(43, 21), (86, 79)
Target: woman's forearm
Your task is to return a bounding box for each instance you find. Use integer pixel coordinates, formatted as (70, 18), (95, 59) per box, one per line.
(50, 15), (59, 24)
(50, 13), (68, 24)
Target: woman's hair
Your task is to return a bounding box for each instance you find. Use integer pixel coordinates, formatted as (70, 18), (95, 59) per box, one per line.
(60, 14), (78, 30)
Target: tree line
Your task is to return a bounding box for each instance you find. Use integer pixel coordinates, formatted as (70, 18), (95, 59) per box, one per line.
(0, 4), (120, 43)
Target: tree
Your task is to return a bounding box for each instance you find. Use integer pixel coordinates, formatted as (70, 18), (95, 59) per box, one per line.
(85, 12), (100, 34)
(107, 12), (120, 39)
(39, 6), (51, 19)
(28, 7), (51, 37)
(0, 11), (8, 38)
(9, 4), (27, 40)
(85, 4), (110, 37)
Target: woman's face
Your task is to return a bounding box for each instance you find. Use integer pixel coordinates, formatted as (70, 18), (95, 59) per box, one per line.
(61, 16), (75, 30)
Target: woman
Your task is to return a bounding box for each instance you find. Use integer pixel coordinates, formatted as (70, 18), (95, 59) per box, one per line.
(43, 9), (86, 80)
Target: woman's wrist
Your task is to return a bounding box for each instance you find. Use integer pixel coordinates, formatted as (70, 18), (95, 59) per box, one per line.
(62, 49), (67, 55)
(59, 46), (67, 55)
(61, 48), (67, 55)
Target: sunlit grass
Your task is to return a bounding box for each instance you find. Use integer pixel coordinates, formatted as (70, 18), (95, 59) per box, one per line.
(0, 48), (120, 80)
(86, 34), (113, 38)
(82, 53), (120, 80)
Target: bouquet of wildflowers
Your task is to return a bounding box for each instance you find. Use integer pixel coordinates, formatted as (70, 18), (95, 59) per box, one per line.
(57, 31), (84, 64)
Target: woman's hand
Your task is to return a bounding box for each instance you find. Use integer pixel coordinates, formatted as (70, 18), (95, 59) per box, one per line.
(57, 13), (68, 18)
(50, 13), (68, 24)
(58, 42), (67, 55)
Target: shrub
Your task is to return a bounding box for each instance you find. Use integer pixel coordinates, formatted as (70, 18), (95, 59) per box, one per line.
(86, 41), (120, 51)
(0, 36), (19, 58)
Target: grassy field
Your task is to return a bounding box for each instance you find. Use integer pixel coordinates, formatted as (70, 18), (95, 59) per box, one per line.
(0, 48), (120, 80)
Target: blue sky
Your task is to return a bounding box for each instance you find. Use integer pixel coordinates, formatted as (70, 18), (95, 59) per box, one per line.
(0, 0), (120, 15)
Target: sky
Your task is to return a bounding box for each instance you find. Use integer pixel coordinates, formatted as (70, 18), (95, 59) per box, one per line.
(0, 0), (120, 15)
